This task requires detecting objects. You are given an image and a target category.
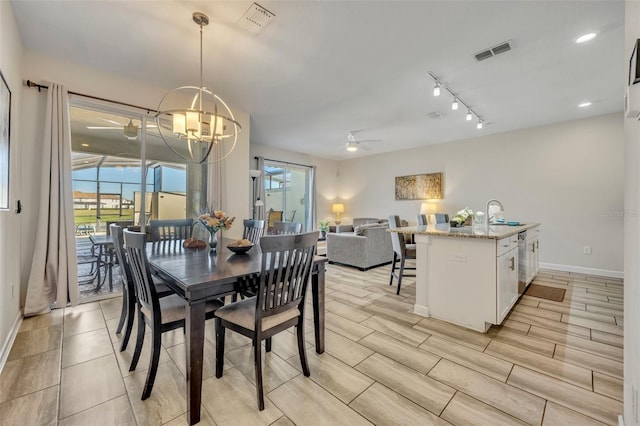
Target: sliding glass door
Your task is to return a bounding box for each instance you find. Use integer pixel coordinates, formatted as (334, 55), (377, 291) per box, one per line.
(263, 160), (313, 231)
(70, 100), (197, 302)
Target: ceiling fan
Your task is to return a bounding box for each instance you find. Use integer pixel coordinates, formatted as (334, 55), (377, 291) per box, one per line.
(345, 131), (381, 152)
(87, 117), (155, 140)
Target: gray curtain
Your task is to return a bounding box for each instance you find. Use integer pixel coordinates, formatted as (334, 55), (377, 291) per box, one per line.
(25, 83), (78, 316)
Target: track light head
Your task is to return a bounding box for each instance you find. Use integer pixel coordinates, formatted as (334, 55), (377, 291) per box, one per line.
(476, 120), (483, 129)
(433, 82), (441, 97)
(451, 98), (459, 110)
(466, 110), (473, 121)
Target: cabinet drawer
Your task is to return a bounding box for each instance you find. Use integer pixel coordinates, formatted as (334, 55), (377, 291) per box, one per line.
(497, 237), (512, 256)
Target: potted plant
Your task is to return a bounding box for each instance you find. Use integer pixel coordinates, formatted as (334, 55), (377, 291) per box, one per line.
(318, 220), (330, 238)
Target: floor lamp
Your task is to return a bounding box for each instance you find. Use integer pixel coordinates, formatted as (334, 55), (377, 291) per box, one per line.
(250, 170), (263, 219)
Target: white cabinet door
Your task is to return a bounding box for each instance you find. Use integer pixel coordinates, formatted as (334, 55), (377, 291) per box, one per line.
(526, 237), (539, 284)
(497, 247), (519, 323)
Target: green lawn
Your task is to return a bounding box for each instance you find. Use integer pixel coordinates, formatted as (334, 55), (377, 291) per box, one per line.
(74, 208), (134, 225)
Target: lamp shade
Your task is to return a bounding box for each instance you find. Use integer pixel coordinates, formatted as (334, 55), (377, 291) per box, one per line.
(331, 203), (345, 213)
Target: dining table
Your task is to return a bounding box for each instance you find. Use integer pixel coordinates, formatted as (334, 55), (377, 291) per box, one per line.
(146, 238), (327, 425)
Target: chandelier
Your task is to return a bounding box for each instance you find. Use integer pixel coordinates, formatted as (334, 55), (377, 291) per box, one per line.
(155, 12), (242, 164)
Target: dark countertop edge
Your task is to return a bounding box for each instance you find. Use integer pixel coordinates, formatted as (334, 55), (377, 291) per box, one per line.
(389, 222), (541, 240)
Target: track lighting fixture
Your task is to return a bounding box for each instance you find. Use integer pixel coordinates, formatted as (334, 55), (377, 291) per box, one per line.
(428, 71), (485, 130)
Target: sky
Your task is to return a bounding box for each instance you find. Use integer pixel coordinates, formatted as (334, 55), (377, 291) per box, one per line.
(72, 165), (186, 200)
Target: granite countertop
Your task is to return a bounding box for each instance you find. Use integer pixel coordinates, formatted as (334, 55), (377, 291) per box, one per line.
(389, 222), (540, 240)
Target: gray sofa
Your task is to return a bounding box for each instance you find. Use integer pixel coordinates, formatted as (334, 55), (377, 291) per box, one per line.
(326, 218), (393, 270)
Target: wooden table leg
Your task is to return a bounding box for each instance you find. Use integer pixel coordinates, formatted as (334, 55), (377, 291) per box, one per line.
(185, 300), (206, 425)
(311, 263), (325, 354)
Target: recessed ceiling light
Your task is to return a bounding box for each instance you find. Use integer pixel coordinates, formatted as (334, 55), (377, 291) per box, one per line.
(576, 33), (597, 44)
(81, 143), (89, 147)
(578, 102), (592, 108)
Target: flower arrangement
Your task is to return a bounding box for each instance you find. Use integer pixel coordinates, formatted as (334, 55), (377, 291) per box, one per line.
(197, 210), (235, 252)
(197, 210), (236, 233)
(450, 207), (474, 227)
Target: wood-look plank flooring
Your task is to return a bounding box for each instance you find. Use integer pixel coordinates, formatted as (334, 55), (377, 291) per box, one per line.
(0, 267), (624, 425)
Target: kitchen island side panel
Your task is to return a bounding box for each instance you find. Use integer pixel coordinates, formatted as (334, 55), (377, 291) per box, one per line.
(420, 235), (497, 332)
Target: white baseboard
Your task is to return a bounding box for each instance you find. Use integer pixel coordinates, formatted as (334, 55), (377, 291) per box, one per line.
(0, 310), (23, 373)
(618, 414), (624, 426)
(413, 304), (430, 317)
(540, 262), (624, 279)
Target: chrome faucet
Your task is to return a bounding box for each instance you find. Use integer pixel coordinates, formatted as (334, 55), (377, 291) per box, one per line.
(485, 199), (504, 229)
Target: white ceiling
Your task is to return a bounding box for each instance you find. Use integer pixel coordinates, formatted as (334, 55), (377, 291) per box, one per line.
(11, 0), (624, 160)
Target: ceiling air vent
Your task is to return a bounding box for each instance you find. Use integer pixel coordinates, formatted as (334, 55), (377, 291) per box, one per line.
(474, 40), (513, 62)
(427, 111), (443, 119)
(475, 50), (494, 62)
(237, 3), (275, 34)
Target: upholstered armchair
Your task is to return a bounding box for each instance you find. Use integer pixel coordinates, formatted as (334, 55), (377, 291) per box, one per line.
(326, 218), (393, 270)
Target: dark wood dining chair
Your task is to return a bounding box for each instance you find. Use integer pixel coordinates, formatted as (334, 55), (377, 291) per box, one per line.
(123, 229), (222, 400)
(110, 224), (174, 352)
(274, 221), (302, 235)
(389, 215), (416, 295)
(149, 219), (194, 251)
(243, 219), (266, 244)
(214, 231), (318, 410)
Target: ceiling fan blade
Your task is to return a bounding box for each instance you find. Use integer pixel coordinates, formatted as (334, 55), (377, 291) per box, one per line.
(86, 126), (122, 130)
(98, 117), (123, 126)
(360, 144), (373, 151)
(357, 139), (382, 143)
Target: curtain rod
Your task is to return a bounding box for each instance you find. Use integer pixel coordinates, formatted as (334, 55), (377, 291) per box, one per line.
(25, 80), (157, 114)
(256, 156), (312, 169)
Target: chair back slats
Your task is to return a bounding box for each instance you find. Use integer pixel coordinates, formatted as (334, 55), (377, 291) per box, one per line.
(274, 221), (302, 235)
(106, 220), (134, 235)
(124, 229), (159, 316)
(417, 214), (428, 226)
(150, 219), (194, 241)
(243, 219), (266, 244)
(257, 232), (317, 320)
(110, 224), (134, 296)
(388, 215), (406, 256)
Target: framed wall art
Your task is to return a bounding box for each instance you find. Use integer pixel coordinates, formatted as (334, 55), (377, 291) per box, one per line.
(395, 172), (443, 200)
(0, 70), (10, 210)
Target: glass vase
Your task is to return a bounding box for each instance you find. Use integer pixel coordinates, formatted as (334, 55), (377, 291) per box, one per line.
(208, 230), (218, 254)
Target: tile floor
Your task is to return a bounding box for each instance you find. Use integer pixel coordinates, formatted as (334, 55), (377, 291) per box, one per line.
(0, 266), (624, 425)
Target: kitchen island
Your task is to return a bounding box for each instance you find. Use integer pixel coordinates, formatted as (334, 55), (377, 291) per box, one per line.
(391, 222), (540, 333)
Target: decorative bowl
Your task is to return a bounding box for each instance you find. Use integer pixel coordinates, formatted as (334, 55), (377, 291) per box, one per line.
(226, 243), (254, 254)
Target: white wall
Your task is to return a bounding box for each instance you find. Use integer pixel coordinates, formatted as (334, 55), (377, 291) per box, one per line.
(250, 143), (339, 227)
(0, 1), (24, 365)
(338, 113), (624, 275)
(19, 51), (250, 302)
(624, 1), (639, 424)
